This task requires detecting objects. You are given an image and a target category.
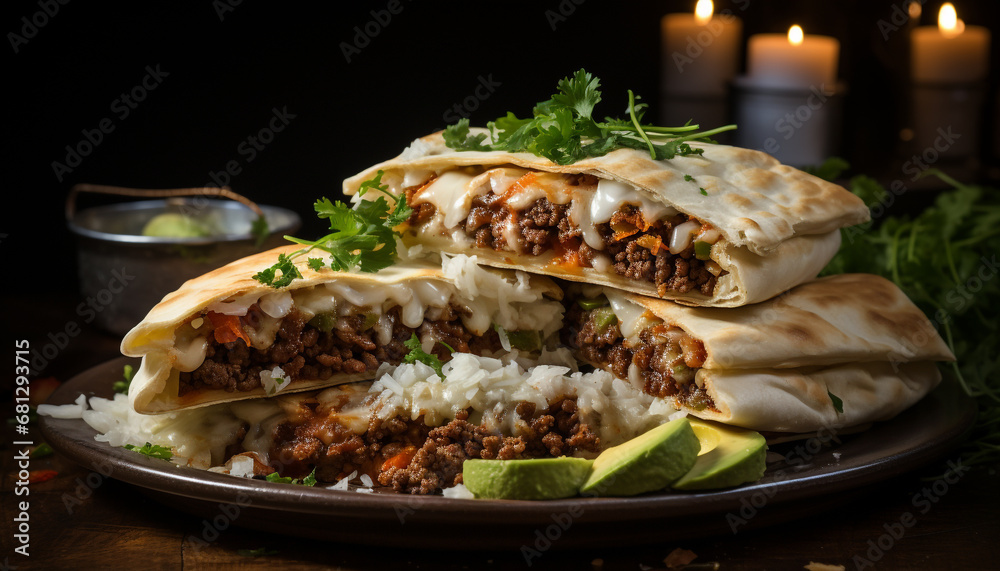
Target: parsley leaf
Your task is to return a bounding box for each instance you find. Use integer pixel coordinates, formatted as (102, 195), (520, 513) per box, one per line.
(803, 156), (850, 182)
(250, 214), (270, 247)
(124, 442), (173, 460)
(113, 364), (136, 394)
(402, 334), (449, 378)
(253, 170), (411, 288)
(828, 391), (844, 414)
(31, 443), (54, 458)
(822, 165), (1000, 470)
(265, 467), (317, 486)
(444, 69), (736, 165)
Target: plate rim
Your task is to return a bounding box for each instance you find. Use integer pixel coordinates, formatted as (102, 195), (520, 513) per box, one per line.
(38, 356), (978, 534)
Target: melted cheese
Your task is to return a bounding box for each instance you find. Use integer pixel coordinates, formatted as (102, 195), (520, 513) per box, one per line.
(590, 179), (677, 225)
(172, 257), (563, 375)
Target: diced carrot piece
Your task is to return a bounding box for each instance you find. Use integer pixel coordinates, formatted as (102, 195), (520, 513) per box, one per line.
(207, 312), (251, 346)
(380, 446), (418, 472)
(29, 470), (58, 484)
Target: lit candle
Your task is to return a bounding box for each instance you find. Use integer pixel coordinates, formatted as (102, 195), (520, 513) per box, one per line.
(746, 25), (840, 89)
(911, 3), (991, 83)
(660, 0), (743, 96)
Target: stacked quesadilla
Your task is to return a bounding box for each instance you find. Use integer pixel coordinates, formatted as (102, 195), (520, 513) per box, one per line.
(113, 72), (955, 494)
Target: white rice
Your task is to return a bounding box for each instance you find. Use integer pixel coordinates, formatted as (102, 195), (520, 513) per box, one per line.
(367, 349), (679, 447)
(38, 392), (284, 471)
(442, 483), (476, 499)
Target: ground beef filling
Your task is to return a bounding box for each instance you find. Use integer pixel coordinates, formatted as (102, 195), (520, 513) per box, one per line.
(269, 398), (600, 495)
(178, 306), (501, 397)
(562, 302), (717, 412)
(405, 173), (721, 296)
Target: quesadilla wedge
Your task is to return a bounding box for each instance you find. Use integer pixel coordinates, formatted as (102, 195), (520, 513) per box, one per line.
(343, 129), (869, 307)
(561, 273), (955, 432)
(121, 246), (564, 413)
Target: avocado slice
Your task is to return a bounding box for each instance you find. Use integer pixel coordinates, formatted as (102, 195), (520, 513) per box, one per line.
(463, 457), (594, 500)
(671, 418), (767, 490)
(579, 418), (700, 497)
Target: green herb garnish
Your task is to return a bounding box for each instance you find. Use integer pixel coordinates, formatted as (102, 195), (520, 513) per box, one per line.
(443, 69), (736, 165)
(113, 364), (135, 394)
(828, 391), (844, 414)
(31, 443), (54, 458)
(124, 442), (173, 460)
(823, 165), (1000, 469)
(803, 156), (850, 182)
(250, 214), (270, 247)
(265, 467), (317, 486)
(403, 334), (449, 378)
(253, 170), (411, 288)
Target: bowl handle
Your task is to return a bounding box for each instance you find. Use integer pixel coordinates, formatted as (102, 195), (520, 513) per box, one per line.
(65, 184), (264, 222)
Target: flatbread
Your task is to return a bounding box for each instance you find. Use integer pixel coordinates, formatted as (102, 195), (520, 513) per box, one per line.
(343, 130), (870, 306)
(625, 273), (955, 369)
(696, 361), (941, 432)
(571, 273), (955, 432)
(122, 245), (563, 414)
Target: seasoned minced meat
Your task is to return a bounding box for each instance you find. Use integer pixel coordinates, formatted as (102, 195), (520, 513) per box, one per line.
(179, 305), (501, 396)
(562, 302), (716, 412)
(379, 400), (600, 494)
(268, 398), (600, 495)
(402, 169), (721, 295)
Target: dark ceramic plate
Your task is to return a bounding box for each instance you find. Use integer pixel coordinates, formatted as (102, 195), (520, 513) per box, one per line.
(40, 357), (976, 549)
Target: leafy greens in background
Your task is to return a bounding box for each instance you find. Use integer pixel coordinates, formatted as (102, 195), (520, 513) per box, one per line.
(816, 159), (1000, 469)
(443, 69), (737, 165)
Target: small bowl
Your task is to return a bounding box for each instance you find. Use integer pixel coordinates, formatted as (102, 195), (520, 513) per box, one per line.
(68, 198), (301, 335)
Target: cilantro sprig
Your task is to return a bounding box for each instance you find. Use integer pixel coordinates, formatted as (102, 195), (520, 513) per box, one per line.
(402, 334), (451, 378)
(113, 364), (135, 394)
(253, 170), (412, 288)
(265, 467), (317, 486)
(124, 442), (173, 461)
(821, 164), (1000, 471)
(443, 69), (736, 165)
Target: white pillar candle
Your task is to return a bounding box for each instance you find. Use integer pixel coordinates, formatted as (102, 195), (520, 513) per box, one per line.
(747, 25), (840, 90)
(911, 3), (991, 83)
(660, 0), (743, 96)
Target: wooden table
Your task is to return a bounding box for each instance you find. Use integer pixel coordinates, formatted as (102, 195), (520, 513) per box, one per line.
(3, 294), (998, 570)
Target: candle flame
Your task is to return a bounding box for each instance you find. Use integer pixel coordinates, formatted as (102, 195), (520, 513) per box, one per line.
(694, 0), (713, 25)
(788, 25), (804, 45)
(938, 3), (965, 38)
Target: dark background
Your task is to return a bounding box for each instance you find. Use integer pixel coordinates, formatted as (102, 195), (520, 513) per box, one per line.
(4, 0), (1000, 298)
